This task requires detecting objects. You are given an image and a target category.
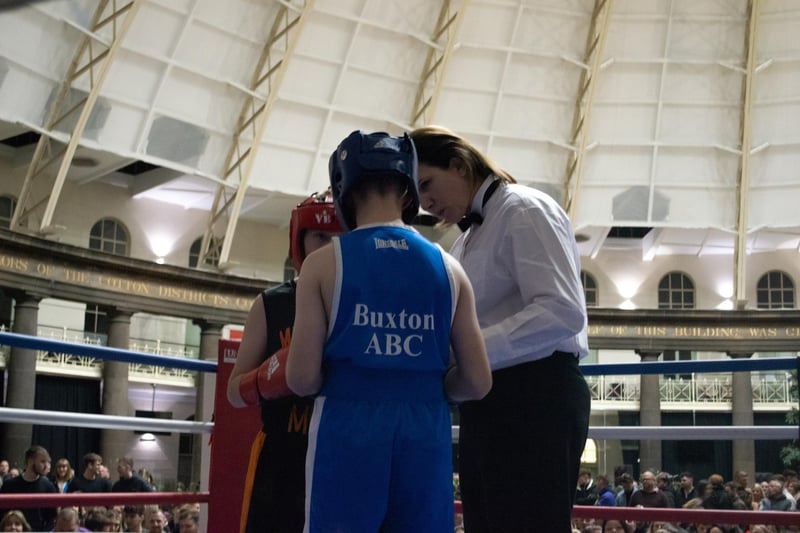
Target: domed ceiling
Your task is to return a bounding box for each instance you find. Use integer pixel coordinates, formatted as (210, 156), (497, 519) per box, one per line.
(0, 0), (798, 281)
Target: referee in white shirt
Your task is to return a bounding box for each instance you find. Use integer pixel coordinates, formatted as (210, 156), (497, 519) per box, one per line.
(410, 125), (591, 533)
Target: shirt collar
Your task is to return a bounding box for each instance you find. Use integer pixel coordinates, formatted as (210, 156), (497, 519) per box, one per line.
(469, 175), (499, 217)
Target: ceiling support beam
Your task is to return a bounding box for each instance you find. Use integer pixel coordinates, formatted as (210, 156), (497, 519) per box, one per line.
(11, 0), (142, 235)
(409, 0), (469, 127)
(199, 0), (314, 270)
(646, 0), (674, 230)
(733, 0), (760, 309)
(562, 0), (614, 220)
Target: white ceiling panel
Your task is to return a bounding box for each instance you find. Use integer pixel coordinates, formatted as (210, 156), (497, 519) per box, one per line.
(126, 2), (186, 58)
(460, 2), (521, 48)
(653, 149), (739, 187)
(668, 19), (744, 62)
(606, 18), (668, 60)
(0, 0), (796, 261)
(102, 50), (165, 106)
(516, 4), (589, 55)
(505, 54), (583, 97)
(441, 47), (507, 92)
(661, 64), (742, 104)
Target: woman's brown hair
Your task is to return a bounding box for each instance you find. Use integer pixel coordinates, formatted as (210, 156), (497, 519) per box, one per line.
(409, 125), (517, 190)
(0, 510), (32, 532)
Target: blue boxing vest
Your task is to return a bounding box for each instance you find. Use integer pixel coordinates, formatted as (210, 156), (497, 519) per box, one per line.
(321, 223), (455, 401)
(303, 223), (457, 533)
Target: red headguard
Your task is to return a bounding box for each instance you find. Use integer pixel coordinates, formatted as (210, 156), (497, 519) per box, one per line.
(288, 191), (342, 272)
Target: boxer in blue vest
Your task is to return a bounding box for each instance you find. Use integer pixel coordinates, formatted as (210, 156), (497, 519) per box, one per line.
(287, 130), (492, 532)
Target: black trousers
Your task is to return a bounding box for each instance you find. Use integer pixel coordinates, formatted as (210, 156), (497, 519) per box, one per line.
(459, 352), (591, 533)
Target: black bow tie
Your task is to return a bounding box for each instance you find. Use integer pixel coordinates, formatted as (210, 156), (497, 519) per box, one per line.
(457, 212), (483, 232)
(457, 179), (500, 232)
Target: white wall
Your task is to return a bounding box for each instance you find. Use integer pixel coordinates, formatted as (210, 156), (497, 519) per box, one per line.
(0, 157), (289, 282)
(126, 383), (196, 490)
(583, 248), (799, 310)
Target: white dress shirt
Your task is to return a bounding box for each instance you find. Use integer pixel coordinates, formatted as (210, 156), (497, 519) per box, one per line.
(450, 180), (589, 370)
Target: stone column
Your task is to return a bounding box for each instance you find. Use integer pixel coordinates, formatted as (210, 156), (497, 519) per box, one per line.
(2, 292), (41, 468)
(192, 320), (223, 492)
(101, 308), (133, 467)
(635, 350), (663, 473)
(728, 351), (755, 483)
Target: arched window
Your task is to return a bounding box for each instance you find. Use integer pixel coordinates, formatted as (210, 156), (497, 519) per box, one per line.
(756, 271), (795, 309)
(85, 218), (126, 338)
(189, 236), (219, 268)
(581, 271), (598, 308)
(580, 438), (597, 464)
(658, 272), (694, 310)
(189, 238), (202, 268)
(0, 195), (17, 229)
(89, 218), (129, 256)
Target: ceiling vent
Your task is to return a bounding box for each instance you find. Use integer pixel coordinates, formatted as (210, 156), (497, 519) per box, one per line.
(119, 160), (160, 175)
(0, 131), (40, 147)
(606, 226), (653, 239)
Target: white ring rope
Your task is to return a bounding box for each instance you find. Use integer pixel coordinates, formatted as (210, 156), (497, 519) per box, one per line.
(450, 424), (797, 442)
(0, 406), (213, 433)
(2, 407), (791, 441)
(0, 332), (795, 442)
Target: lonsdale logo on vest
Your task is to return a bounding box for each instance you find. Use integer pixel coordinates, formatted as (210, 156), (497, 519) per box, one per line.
(373, 237), (408, 250)
(352, 303), (434, 357)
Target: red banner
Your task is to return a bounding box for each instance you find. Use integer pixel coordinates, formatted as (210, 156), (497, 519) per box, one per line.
(207, 339), (261, 532)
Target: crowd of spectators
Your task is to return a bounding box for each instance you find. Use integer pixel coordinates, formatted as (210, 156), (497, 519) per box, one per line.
(571, 468), (799, 533)
(0, 446), (200, 532)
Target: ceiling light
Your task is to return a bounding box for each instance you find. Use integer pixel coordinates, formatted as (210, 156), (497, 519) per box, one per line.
(717, 299), (734, 311)
(716, 281), (733, 299)
(148, 234), (175, 258)
(139, 432), (156, 442)
(615, 278), (642, 299)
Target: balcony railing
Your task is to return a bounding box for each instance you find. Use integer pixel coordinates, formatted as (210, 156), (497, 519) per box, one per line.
(1, 325), (796, 404)
(0, 325), (199, 387)
(586, 373), (796, 411)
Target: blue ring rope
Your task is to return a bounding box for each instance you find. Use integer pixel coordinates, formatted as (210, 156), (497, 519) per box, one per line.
(580, 356), (797, 376)
(1, 331), (797, 376)
(0, 331), (216, 373)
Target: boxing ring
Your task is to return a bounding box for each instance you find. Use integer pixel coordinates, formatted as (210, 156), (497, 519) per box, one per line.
(0, 331), (797, 531)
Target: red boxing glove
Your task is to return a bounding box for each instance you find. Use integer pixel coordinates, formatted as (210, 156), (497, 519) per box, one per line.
(237, 346), (292, 405)
(256, 345), (292, 400)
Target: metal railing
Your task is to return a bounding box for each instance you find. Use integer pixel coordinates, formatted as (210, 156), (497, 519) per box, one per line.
(0, 324), (199, 386)
(584, 372), (796, 409)
(3, 325), (796, 401)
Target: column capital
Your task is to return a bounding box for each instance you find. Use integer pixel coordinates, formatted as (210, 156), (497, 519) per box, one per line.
(635, 350), (662, 362)
(5, 289), (45, 303)
(193, 319), (226, 333)
(105, 306), (136, 319)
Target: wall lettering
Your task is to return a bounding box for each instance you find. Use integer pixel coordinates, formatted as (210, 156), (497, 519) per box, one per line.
(0, 253), (251, 311)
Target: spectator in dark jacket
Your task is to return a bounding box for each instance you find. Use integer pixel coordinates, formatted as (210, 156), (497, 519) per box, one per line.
(0, 445), (58, 531)
(702, 474), (734, 510)
(67, 453), (112, 493)
(112, 457), (154, 492)
(615, 473), (638, 507)
(674, 471), (697, 508)
(576, 469), (599, 506)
